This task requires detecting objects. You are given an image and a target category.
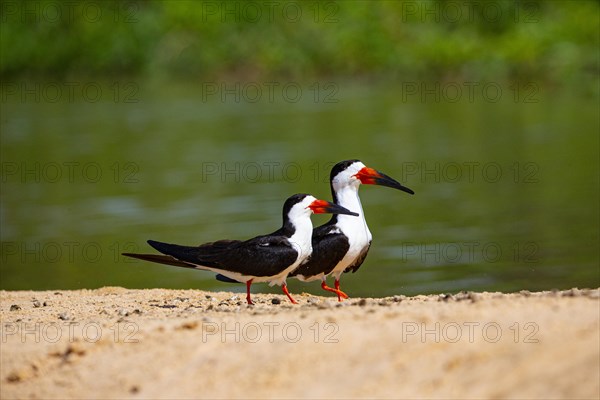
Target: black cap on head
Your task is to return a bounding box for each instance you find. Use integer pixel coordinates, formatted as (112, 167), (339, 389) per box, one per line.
(330, 159), (360, 182)
(282, 193), (310, 217)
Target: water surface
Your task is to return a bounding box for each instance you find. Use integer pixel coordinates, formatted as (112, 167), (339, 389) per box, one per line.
(1, 80), (598, 296)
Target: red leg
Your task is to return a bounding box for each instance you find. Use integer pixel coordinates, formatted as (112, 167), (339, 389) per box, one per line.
(334, 279), (349, 301)
(282, 284), (298, 304)
(246, 279), (254, 305)
(321, 280), (349, 301)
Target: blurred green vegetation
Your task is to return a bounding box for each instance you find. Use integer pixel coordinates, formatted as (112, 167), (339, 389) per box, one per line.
(1, 0), (598, 86)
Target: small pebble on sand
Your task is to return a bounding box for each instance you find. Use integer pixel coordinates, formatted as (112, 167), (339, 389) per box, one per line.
(58, 312), (71, 321)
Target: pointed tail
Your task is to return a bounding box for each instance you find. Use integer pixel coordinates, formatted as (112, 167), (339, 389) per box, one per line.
(122, 252), (197, 270)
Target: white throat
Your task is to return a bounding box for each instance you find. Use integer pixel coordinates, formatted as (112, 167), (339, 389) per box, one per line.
(335, 184), (368, 229)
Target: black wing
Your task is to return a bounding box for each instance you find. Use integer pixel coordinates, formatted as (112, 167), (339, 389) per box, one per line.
(344, 241), (371, 273)
(290, 224), (349, 278)
(147, 237), (298, 278)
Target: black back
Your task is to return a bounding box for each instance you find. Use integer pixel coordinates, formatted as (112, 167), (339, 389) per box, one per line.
(147, 232), (298, 278)
(143, 194), (313, 278)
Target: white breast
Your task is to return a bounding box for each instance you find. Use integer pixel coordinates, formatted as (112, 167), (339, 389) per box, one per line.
(330, 187), (372, 277)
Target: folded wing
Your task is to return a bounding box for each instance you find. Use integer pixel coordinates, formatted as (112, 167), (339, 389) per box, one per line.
(147, 237), (298, 278)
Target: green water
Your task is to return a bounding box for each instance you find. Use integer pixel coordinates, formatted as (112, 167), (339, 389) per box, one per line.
(1, 80), (598, 297)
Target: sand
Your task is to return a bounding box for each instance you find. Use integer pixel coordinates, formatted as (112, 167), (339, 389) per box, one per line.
(1, 287), (599, 399)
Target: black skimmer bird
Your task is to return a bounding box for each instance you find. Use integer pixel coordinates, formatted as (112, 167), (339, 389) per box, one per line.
(123, 194), (358, 305)
(290, 160), (414, 300)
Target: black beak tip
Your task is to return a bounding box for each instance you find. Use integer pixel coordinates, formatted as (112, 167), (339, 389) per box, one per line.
(404, 187), (415, 195)
(337, 208), (360, 217)
(325, 204), (359, 217)
(374, 173), (414, 195)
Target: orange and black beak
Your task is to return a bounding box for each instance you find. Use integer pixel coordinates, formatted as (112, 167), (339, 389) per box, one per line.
(308, 199), (359, 216)
(354, 167), (415, 195)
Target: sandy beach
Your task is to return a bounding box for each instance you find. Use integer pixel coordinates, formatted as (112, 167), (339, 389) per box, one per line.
(1, 287), (598, 399)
